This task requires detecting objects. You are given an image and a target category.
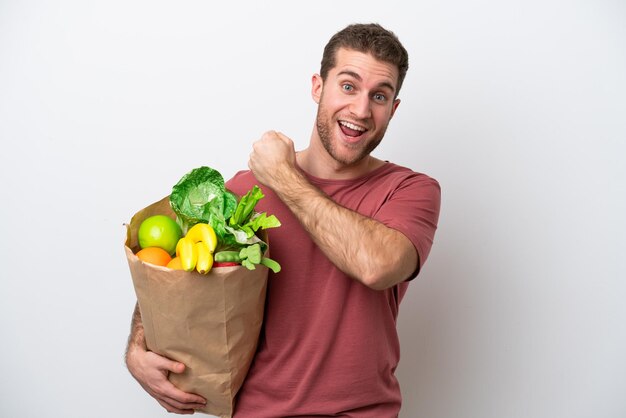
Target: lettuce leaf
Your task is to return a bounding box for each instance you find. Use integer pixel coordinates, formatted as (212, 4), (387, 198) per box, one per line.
(169, 166), (281, 264)
(170, 166), (226, 232)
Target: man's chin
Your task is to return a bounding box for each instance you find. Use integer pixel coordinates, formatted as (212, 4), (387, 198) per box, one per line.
(329, 147), (369, 167)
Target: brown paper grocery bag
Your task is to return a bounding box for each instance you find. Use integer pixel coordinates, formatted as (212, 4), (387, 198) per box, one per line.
(124, 196), (268, 418)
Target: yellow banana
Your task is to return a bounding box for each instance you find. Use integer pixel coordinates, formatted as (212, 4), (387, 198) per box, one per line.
(185, 223), (217, 253)
(176, 237), (197, 272)
(195, 241), (214, 274)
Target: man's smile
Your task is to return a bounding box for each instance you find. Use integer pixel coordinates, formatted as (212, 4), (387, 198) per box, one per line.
(338, 120), (368, 140)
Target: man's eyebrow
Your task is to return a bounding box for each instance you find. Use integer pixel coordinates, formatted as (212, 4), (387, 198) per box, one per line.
(337, 70), (396, 93)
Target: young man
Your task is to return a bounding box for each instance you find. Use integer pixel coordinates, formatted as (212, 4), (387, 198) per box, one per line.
(126, 23), (440, 417)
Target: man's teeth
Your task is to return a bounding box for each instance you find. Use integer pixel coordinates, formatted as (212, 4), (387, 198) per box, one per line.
(339, 121), (365, 132)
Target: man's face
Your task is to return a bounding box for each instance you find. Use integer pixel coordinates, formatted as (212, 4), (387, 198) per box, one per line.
(312, 48), (401, 167)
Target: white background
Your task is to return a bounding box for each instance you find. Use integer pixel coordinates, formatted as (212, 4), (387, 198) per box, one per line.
(1, 1), (625, 417)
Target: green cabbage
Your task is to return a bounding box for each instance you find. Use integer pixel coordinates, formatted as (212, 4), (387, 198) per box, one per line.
(169, 166), (281, 267)
(169, 166), (237, 238)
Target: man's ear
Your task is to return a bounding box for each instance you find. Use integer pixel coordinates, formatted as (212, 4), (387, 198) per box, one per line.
(390, 98), (401, 119)
(311, 73), (323, 104)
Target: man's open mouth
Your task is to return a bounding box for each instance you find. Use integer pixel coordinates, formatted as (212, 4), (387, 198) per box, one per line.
(339, 120), (367, 138)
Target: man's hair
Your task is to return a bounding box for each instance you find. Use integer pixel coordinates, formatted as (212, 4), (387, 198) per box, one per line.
(320, 23), (409, 98)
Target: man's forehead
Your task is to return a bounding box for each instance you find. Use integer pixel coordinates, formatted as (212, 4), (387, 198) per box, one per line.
(331, 48), (399, 91)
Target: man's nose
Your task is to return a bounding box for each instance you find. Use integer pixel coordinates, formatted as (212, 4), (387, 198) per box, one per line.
(350, 93), (372, 119)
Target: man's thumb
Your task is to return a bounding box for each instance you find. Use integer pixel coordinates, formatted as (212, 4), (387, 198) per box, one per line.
(165, 359), (185, 374)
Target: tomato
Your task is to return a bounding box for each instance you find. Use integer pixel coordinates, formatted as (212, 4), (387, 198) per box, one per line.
(213, 262), (240, 268)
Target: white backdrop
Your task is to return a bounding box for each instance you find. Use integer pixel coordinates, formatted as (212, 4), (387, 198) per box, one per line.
(1, 1), (625, 417)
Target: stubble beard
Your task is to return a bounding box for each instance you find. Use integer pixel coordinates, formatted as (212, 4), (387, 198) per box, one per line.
(315, 105), (386, 167)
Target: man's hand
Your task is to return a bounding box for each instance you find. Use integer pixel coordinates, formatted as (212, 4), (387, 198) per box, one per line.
(126, 304), (206, 414)
(248, 130), (297, 190)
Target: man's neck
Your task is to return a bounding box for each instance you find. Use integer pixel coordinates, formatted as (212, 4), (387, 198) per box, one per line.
(296, 147), (385, 180)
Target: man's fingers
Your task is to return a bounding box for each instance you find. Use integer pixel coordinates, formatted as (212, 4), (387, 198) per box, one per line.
(149, 379), (207, 412)
(146, 351), (185, 374)
(156, 398), (196, 415)
(165, 359), (185, 374)
(144, 352), (207, 406)
(165, 385), (207, 406)
(151, 374), (207, 405)
(159, 391), (207, 412)
(129, 347), (206, 414)
(275, 131), (293, 145)
(259, 130), (292, 146)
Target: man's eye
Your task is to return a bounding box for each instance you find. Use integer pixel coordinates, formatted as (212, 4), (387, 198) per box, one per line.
(373, 93), (387, 102)
(342, 84), (354, 92)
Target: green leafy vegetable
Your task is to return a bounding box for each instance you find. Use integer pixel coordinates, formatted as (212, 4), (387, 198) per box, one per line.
(229, 185), (281, 241)
(238, 244), (281, 273)
(170, 166), (228, 234)
(169, 166), (282, 273)
(230, 186), (264, 227)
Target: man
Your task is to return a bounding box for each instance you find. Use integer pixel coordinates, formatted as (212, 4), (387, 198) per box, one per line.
(126, 23), (440, 417)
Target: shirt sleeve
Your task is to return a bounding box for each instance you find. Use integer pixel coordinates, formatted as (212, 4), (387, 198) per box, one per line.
(373, 173), (441, 279)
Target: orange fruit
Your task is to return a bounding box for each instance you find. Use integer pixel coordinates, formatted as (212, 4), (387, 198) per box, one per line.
(138, 215), (182, 255)
(166, 256), (184, 270)
(136, 247), (172, 267)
